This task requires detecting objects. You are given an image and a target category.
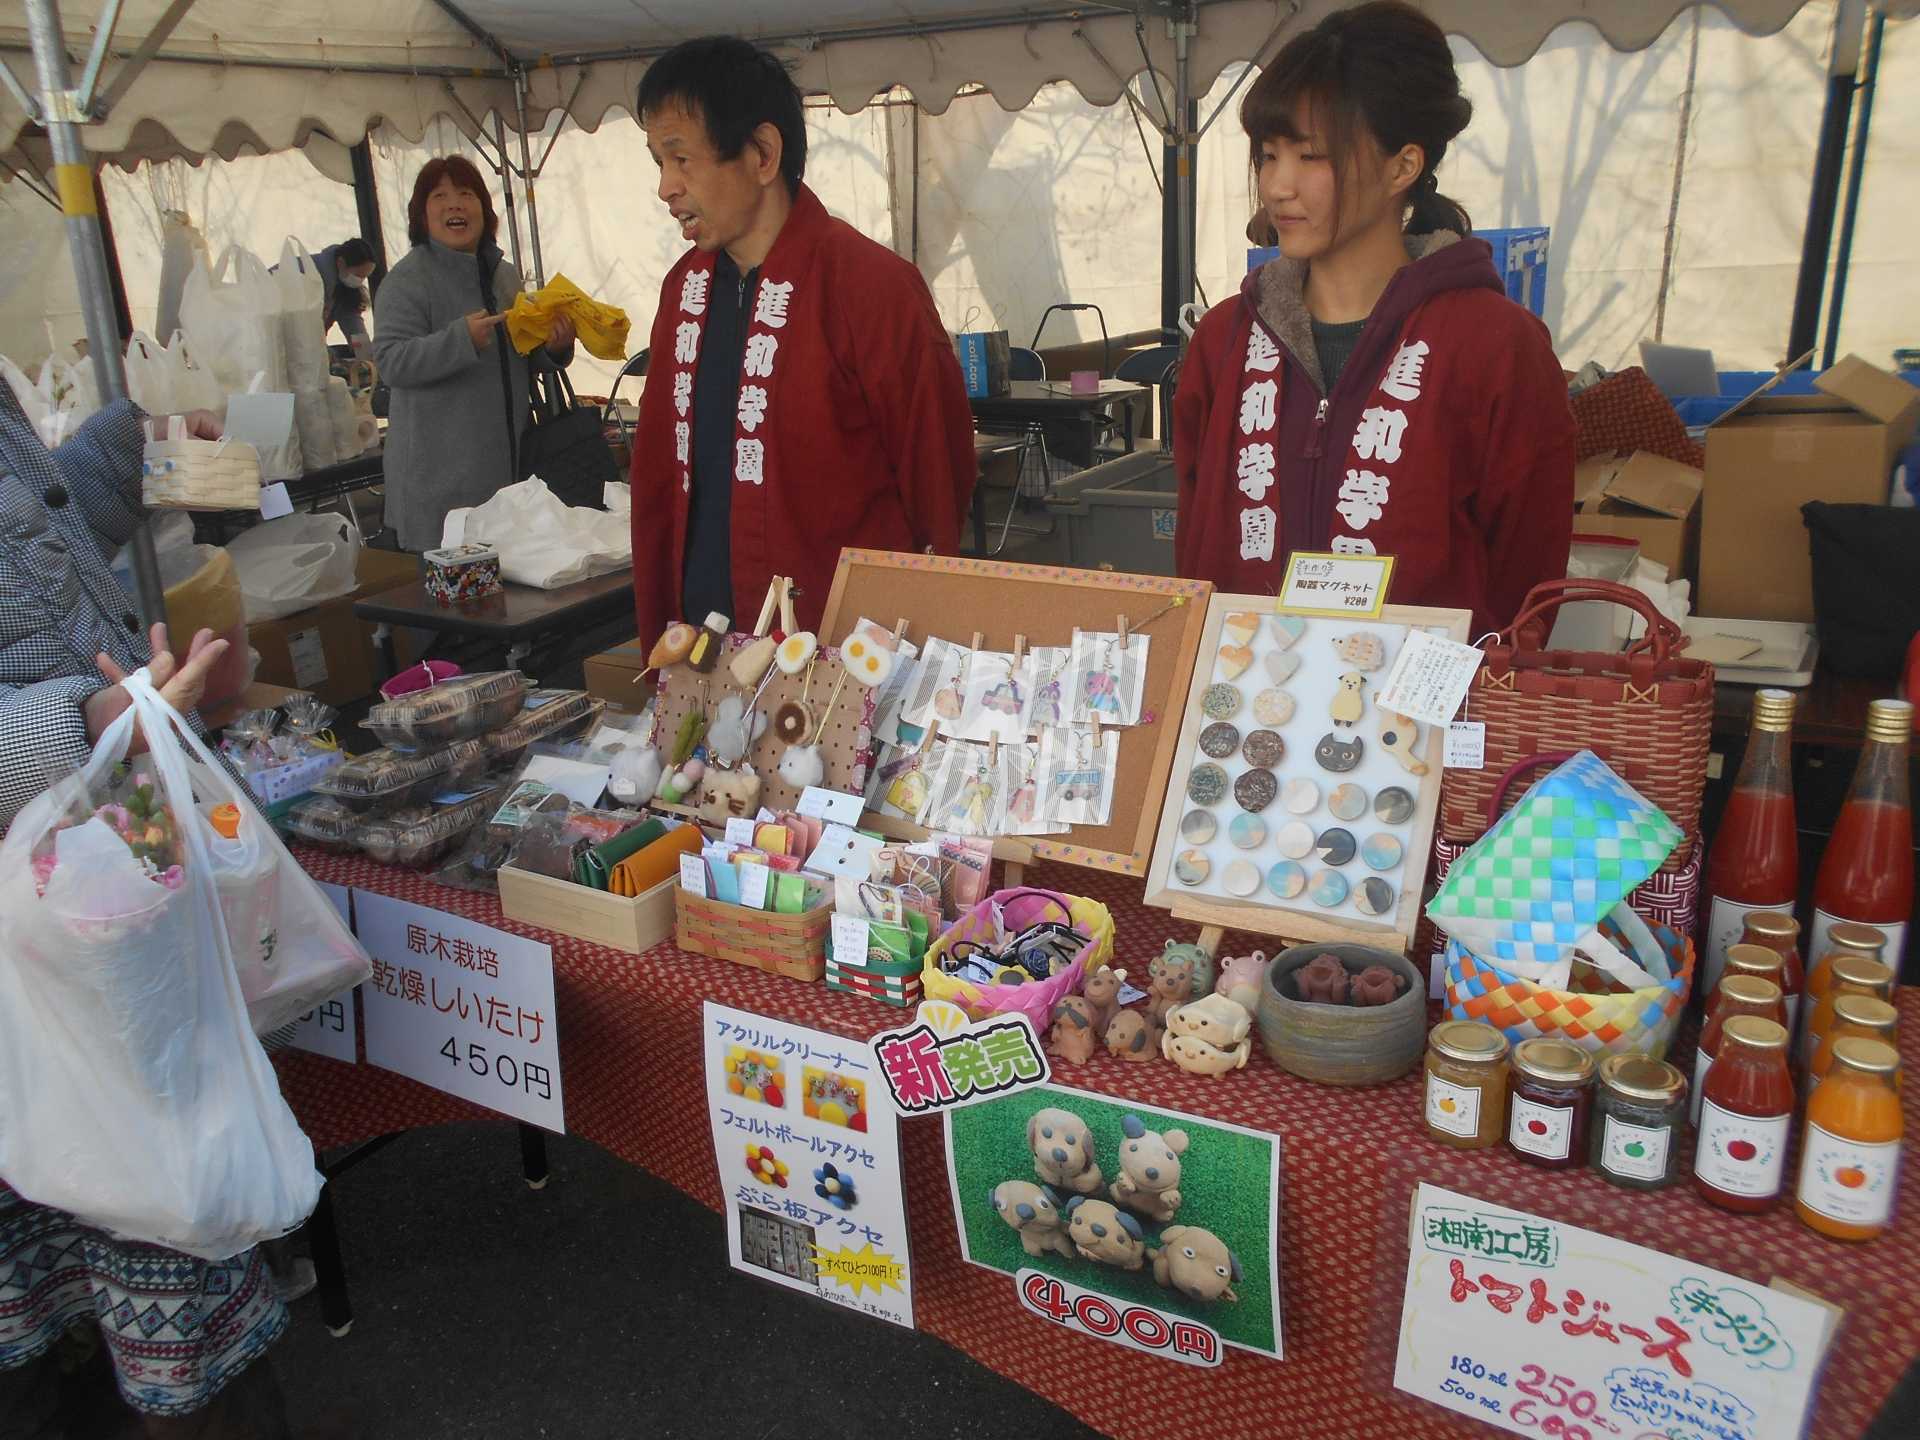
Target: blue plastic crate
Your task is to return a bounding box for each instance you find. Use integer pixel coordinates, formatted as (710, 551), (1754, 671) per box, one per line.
(1476, 226), (1550, 317)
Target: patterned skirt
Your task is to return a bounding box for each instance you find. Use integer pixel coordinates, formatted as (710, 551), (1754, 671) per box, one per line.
(0, 1180), (287, 1417)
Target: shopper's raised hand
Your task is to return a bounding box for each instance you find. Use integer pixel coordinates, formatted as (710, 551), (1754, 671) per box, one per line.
(466, 311), (504, 352)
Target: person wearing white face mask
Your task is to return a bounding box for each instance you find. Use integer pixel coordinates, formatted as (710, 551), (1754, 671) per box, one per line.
(310, 238), (378, 358)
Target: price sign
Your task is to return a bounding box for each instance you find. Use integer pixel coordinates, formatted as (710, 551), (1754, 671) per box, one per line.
(1395, 1185), (1830, 1440)
(1278, 550), (1395, 618)
(288, 881), (358, 1064)
(355, 892), (565, 1132)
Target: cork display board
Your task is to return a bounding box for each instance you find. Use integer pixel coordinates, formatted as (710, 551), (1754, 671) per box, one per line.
(819, 549), (1213, 876)
(1142, 594), (1470, 953)
(648, 635), (875, 819)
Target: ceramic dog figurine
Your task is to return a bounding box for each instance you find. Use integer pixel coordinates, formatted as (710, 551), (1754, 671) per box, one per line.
(1103, 1008), (1159, 1064)
(1064, 1196), (1146, 1270)
(1046, 995), (1100, 1065)
(1081, 965), (1127, 1032)
(1147, 943), (1201, 1028)
(1028, 1106), (1103, 1194)
(990, 1180), (1075, 1260)
(1213, 950), (1271, 1020)
(1109, 1113), (1188, 1223)
(1152, 1225), (1241, 1302)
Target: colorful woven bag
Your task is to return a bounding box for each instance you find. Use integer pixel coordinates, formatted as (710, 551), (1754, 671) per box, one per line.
(921, 887), (1114, 1032)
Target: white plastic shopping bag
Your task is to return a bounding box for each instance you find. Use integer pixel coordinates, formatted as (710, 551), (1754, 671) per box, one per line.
(225, 509), (363, 622)
(180, 244), (286, 394)
(442, 478), (632, 588)
(0, 671), (354, 1258)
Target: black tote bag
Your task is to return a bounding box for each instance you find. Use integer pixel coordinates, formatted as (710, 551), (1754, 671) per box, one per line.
(520, 365), (619, 510)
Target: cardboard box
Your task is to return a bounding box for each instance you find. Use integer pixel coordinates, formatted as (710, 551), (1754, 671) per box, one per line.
(1700, 356), (1920, 621)
(496, 864), (677, 953)
(247, 548), (421, 706)
(582, 636), (652, 711)
(1573, 449), (1704, 579)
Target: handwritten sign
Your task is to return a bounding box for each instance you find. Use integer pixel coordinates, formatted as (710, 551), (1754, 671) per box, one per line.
(703, 1002), (913, 1330)
(870, 1001), (1050, 1115)
(1394, 1184), (1830, 1440)
(287, 881), (358, 1064)
(1377, 628), (1484, 727)
(1278, 550), (1394, 619)
(1446, 720), (1487, 770)
(356, 892), (565, 1131)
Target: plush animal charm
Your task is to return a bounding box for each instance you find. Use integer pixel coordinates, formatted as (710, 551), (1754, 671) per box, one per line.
(1213, 950), (1271, 1020)
(1152, 1226), (1242, 1303)
(1109, 1114), (1189, 1223)
(989, 1180), (1075, 1260)
(1147, 942), (1201, 1027)
(1103, 1009), (1159, 1064)
(1064, 1196), (1146, 1270)
(1046, 996), (1100, 1065)
(1377, 708), (1430, 776)
(1081, 965), (1127, 1032)
(1329, 671), (1368, 728)
(696, 764), (762, 823)
(1028, 1106), (1104, 1195)
(706, 694), (766, 767)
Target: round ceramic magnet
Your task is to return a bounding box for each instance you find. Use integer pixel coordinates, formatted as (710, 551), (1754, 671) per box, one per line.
(1315, 826), (1357, 867)
(1187, 763), (1229, 807)
(1222, 859), (1262, 898)
(1275, 819), (1316, 859)
(1266, 861), (1308, 900)
(1282, 777), (1320, 814)
(1356, 876), (1395, 915)
(1374, 785), (1415, 826)
(1201, 684), (1242, 721)
(1253, 688), (1296, 727)
(1242, 729), (1286, 769)
(1309, 869), (1350, 908)
(1180, 809), (1218, 845)
(1362, 832), (1404, 871)
(1174, 849), (1211, 887)
(1233, 767), (1278, 813)
(1228, 813), (1267, 850)
(1328, 783), (1368, 821)
(1313, 732), (1365, 773)
(1198, 721), (1241, 760)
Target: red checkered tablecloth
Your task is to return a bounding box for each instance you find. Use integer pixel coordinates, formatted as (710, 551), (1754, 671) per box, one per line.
(277, 850), (1920, 1440)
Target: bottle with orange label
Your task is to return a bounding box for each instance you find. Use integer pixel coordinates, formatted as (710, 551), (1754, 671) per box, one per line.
(1795, 1037), (1903, 1241)
(1810, 996), (1900, 1082)
(1800, 924), (1887, 1064)
(1803, 956), (1896, 1073)
(1691, 975), (1785, 1126)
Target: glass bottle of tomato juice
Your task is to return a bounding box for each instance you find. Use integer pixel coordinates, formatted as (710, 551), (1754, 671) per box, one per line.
(1808, 699), (1913, 979)
(1695, 1016), (1795, 1213)
(1703, 689), (1799, 996)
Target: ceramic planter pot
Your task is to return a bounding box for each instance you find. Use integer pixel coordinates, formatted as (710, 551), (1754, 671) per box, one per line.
(1257, 943), (1426, 1086)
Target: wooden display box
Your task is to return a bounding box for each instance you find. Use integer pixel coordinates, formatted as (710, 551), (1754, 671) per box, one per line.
(676, 888), (834, 982)
(497, 864), (677, 954)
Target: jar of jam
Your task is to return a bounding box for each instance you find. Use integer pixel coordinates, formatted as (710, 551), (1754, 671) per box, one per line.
(1811, 995), (1900, 1081)
(1694, 1016), (1794, 1212)
(1590, 1055), (1687, 1190)
(1738, 912), (1805, 1029)
(1424, 1022), (1510, 1150)
(1692, 974), (1785, 1125)
(1506, 1039), (1597, 1168)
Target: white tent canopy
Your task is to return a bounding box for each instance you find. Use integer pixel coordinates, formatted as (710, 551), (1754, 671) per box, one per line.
(4, 0), (1911, 165)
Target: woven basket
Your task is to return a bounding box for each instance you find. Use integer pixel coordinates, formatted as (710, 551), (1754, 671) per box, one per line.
(922, 887), (1114, 1032)
(1444, 915), (1695, 1061)
(825, 951), (923, 1008)
(676, 887), (833, 982)
(1442, 580), (1713, 869)
(141, 437), (263, 510)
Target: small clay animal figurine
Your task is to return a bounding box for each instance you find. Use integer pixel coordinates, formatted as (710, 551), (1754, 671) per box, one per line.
(1378, 708), (1430, 776)
(1147, 942), (1200, 1026)
(1081, 965), (1127, 1032)
(1103, 1008), (1159, 1063)
(1152, 1226), (1242, 1303)
(1213, 950), (1271, 1019)
(1162, 1026), (1252, 1078)
(990, 1180), (1075, 1260)
(1109, 1114), (1189, 1223)
(1046, 995), (1100, 1065)
(1064, 1196), (1146, 1270)
(1329, 671), (1368, 728)
(1028, 1107), (1104, 1194)
(1159, 938), (1215, 995)
(1165, 992), (1254, 1052)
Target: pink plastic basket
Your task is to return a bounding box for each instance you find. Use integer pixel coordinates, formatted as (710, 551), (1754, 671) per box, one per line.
(921, 887), (1115, 1032)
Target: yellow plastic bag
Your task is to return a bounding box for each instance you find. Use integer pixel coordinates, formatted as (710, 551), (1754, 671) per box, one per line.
(504, 273), (632, 361)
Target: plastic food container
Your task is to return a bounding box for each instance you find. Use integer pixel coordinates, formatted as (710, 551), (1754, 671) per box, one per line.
(483, 691), (607, 765)
(311, 738), (489, 813)
(285, 796), (367, 853)
(355, 782), (512, 869)
(363, 671), (531, 750)
(423, 543), (502, 605)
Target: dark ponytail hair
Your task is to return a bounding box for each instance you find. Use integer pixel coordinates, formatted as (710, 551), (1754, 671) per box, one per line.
(1241, 0), (1473, 238)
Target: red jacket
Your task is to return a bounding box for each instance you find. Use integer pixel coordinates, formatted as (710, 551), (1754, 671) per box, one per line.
(1173, 235), (1574, 635)
(629, 185), (976, 643)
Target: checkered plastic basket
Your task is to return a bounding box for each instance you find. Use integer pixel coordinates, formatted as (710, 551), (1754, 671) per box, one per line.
(921, 887), (1114, 1032)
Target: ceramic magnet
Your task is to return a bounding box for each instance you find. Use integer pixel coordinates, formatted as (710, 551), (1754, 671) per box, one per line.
(1253, 688), (1296, 726)
(1187, 763), (1229, 807)
(1313, 733), (1365, 773)
(1378, 709), (1430, 776)
(1308, 869), (1350, 908)
(1373, 785), (1415, 826)
(1266, 861), (1308, 900)
(1242, 729), (1286, 769)
(1275, 819), (1316, 859)
(1198, 722), (1241, 760)
(1362, 833), (1405, 871)
(1315, 827), (1357, 867)
(1222, 860), (1262, 898)
(1263, 651), (1302, 686)
(1233, 768), (1278, 814)
(1329, 783), (1368, 821)
(1174, 850), (1211, 886)
(1329, 672), (1367, 729)
(1180, 809), (1218, 845)
(1331, 632), (1387, 671)
(1355, 876), (1395, 916)
(1272, 614), (1307, 650)
(1282, 778), (1320, 815)
(1201, 684), (1242, 721)
(1228, 813), (1268, 850)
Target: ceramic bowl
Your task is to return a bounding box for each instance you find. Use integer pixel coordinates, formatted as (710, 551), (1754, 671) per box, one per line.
(1256, 943), (1426, 1086)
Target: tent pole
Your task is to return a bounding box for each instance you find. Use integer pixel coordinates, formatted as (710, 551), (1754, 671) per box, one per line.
(24, 0), (164, 627)
(492, 113), (525, 274)
(1172, 14), (1196, 340)
(1821, 9), (1883, 371)
(512, 68), (545, 288)
(349, 139), (390, 296)
(1786, 1), (1865, 365)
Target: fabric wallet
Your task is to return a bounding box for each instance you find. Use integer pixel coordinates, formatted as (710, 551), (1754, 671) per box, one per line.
(575, 819), (665, 891)
(609, 825), (704, 897)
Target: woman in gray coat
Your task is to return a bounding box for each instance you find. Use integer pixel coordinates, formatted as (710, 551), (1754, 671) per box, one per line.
(372, 155), (576, 551)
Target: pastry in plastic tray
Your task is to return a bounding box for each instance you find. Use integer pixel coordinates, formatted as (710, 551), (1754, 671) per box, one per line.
(311, 738), (489, 812)
(483, 690), (607, 762)
(285, 796), (367, 853)
(356, 782), (512, 869)
(363, 671), (531, 750)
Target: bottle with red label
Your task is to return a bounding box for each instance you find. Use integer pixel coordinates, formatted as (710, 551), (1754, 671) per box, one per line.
(1691, 974), (1786, 1125)
(1702, 689), (1799, 997)
(1808, 698), (1913, 978)
(1695, 1015), (1795, 1212)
